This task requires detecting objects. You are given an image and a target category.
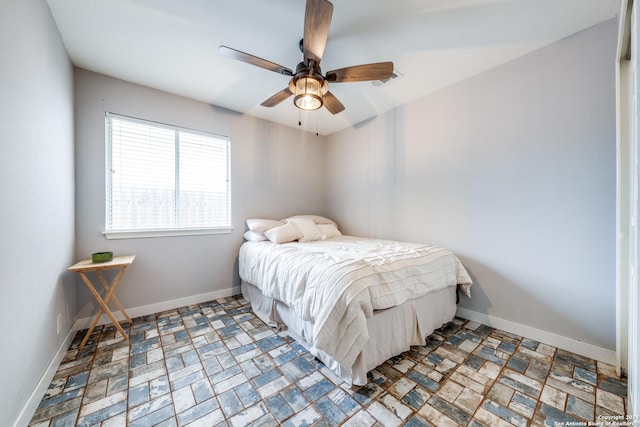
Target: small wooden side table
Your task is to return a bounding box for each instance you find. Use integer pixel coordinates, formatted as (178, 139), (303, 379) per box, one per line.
(68, 255), (135, 350)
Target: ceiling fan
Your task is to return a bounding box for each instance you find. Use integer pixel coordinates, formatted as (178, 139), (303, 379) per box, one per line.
(219, 0), (394, 114)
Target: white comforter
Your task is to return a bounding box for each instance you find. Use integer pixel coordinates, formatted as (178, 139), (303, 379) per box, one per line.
(239, 236), (472, 369)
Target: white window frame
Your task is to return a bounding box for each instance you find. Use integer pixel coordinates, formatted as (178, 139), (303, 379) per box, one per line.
(103, 113), (232, 239)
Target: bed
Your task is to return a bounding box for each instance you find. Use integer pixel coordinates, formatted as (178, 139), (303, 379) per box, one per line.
(238, 215), (472, 385)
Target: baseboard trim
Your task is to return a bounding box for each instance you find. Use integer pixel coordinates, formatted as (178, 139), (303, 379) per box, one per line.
(73, 286), (242, 329)
(16, 286), (241, 427)
(13, 327), (77, 427)
(22, 292), (615, 426)
(456, 307), (617, 365)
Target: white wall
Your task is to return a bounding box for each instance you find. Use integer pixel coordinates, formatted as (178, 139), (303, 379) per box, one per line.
(626, 0), (640, 414)
(74, 69), (327, 316)
(326, 19), (618, 353)
(0, 0), (75, 425)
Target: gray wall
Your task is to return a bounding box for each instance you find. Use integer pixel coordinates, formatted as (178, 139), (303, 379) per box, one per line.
(74, 69), (327, 313)
(0, 0), (76, 424)
(326, 19), (617, 350)
(0, 5), (618, 422)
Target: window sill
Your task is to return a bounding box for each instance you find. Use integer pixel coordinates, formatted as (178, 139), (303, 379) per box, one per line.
(103, 227), (234, 240)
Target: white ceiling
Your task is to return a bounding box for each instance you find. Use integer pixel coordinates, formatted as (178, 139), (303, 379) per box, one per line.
(47, 0), (621, 135)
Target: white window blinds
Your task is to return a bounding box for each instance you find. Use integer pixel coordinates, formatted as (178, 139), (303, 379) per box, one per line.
(105, 113), (231, 235)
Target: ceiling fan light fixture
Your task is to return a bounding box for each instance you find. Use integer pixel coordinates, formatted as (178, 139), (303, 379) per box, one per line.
(222, 0), (392, 116)
(293, 76), (323, 110)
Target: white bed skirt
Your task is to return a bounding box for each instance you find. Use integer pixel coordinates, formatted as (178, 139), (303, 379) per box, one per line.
(241, 280), (457, 385)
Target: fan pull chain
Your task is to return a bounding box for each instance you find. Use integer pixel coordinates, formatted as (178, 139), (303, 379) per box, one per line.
(298, 110), (302, 127)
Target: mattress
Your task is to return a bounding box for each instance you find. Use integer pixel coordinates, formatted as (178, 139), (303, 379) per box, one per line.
(239, 235), (472, 381)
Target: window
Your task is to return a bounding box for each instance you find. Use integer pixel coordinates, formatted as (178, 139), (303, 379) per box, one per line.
(105, 113), (231, 238)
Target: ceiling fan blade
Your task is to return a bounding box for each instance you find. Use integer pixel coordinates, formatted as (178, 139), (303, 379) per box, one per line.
(303, 0), (333, 64)
(219, 46), (293, 76)
(326, 62), (394, 83)
(261, 88), (293, 107)
(323, 91), (345, 114)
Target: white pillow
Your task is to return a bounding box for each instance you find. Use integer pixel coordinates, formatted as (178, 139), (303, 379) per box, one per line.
(318, 223), (342, 240)
(264, 223), (303, 244)
(286, 215), (336, 226)
(243, 230), (268, 242)
(287, 217), (323, 242)
(246, 218), (284, 233)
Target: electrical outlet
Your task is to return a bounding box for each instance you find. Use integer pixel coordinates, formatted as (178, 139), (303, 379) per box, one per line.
(57, 313), (62, 335)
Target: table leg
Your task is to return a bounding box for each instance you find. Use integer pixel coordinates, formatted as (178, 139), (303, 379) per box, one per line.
(96, 270), (132, 323)
(79, 299), (104, 350)
(78, 269), (129, 349)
